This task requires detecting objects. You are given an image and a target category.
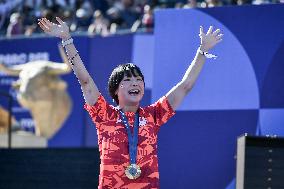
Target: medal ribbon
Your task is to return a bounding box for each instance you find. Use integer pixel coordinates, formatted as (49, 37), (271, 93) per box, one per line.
(119, 110), (139, 165)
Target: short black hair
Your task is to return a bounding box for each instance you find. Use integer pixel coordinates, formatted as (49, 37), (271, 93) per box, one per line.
(108, 63), (145, 105)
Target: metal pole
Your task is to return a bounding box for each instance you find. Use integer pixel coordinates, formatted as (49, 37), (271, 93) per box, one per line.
(8, 94), (12, 148)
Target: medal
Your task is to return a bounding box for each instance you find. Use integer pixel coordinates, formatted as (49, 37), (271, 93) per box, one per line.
(125, 164), (141, 179)
(119, 110), (141, 179)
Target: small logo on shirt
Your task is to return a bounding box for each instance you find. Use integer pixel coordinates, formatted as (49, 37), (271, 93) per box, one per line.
(116, 117), (147, 127)
(139, 117), (147, 127)
(116, 119), (122, 124)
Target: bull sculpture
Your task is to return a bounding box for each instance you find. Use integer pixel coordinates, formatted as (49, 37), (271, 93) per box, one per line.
(0, 46), (72, 139)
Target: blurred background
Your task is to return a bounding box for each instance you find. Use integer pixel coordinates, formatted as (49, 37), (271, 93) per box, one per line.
(0, 0), (283, 37)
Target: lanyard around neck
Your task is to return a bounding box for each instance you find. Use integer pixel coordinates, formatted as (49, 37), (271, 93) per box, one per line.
(119, 110), (139, 164)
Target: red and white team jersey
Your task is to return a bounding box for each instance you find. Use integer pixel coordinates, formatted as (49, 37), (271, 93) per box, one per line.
(84, 94), (175, 189)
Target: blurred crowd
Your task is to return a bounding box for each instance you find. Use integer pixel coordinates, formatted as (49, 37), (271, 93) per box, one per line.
(0, 0), (283, 38)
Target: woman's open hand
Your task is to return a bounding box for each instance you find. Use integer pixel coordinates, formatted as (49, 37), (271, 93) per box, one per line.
(38, 17), (71, 40)
(199, 26), (223, 52)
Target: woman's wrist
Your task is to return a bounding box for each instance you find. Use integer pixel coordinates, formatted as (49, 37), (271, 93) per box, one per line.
(62, 38), (73, 48)
(199, 45), (209, 52)
(61, 33), (71, 41)
(198, 46), (217, 59)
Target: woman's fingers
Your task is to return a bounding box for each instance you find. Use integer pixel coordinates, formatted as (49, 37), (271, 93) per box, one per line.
(206, 26), (213, 35)
(42, 18), (53, 27)
(216, 33), (224, 40)
(199, 26), (204, 35)
(212, 29), (220, 36)
(216, 34), (223, 43)
(38, 21), (44, 30)
(56, 17), (64, 25)
(38, 20), (50, 33)
(38, 19), (48, 28)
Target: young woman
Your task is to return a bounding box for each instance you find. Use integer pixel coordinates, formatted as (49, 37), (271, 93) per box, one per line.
(38, 17), (223, 189)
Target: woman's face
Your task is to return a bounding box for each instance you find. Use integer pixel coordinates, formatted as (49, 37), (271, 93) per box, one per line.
(116, 75), (145, 106)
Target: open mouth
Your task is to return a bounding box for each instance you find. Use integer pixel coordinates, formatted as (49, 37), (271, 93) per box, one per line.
(128, 89), (140, 96)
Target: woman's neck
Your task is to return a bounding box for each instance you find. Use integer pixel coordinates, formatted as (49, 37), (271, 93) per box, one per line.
(119, 104), (139, 113)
